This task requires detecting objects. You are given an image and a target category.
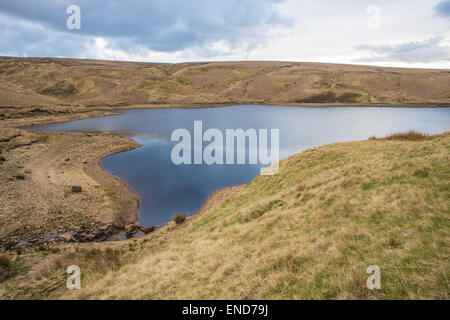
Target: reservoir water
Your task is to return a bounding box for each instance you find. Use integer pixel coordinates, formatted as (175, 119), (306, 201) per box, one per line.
(28, 105), (450, 226)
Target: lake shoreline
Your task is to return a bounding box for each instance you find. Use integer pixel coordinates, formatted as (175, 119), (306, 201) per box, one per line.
(0, 119), (142, 246)
(106, 102), (450, 111)
(3, 102), (448, 128)
(1, 103), (449, 246)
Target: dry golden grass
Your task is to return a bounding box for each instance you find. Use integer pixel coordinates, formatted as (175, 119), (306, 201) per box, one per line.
(52, 132), (450, 299)
(0, 245), (136, 299)
(1, 131), (448, 300)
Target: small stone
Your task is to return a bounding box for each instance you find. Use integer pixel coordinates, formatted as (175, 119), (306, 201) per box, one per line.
(124, 223), (140, 238)
(71, 186), (82, 193)
(139, 225), (156, 234)
(58, 232), (75, 242)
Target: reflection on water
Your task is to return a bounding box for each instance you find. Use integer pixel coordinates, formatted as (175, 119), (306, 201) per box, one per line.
(28, 105), (450, 226)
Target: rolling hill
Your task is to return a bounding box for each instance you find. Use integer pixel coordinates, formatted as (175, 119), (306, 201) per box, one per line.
(1, 57), (449, 108)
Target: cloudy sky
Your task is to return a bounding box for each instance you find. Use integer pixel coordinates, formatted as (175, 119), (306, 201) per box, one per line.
(0, 0), (449, 68)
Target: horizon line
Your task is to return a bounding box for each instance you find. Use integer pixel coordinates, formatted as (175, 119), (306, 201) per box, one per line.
(1, 55), (449, 71)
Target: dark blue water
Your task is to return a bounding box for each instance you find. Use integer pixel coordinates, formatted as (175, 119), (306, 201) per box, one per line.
(26, 105), (450, 226)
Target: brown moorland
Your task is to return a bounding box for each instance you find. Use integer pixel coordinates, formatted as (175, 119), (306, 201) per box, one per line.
(0, 57), (449, 109)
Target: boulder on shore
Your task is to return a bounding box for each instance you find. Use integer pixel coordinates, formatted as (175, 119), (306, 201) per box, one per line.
(124, 223), (140, 238)
(139, 225), (156, 234)
(124, 223), (156, 238)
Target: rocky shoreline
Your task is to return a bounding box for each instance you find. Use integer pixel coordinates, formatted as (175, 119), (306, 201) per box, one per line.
(0, 110), (152, 249)
(1, 221), (157, 249)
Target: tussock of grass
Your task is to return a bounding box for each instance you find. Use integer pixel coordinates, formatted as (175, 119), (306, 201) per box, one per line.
(413, 168), (431, 178)
(369, 130), (431, 141)
(173, 212), (187, 225)
(38, 81), (77, 97)
(0, 253), (10, 268)
(15, 173), (25, 180)
(0, 253), (11, 282)
(296, 184), (306, 193)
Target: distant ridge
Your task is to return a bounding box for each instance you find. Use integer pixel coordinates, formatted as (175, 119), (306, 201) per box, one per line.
(0, 57), (449, 107)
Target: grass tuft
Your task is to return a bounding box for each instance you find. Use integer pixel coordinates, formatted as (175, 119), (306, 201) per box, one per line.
(413, 168), (430, 178)
(38, 81), (78, 97)
(0, 254), (10, 269)
(172, 212), (187, 225)
(370, 130), (430, 141)
(15, 173), (25, 180)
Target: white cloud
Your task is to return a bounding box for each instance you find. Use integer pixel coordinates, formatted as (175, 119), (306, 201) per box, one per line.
(354, 36), (450, 64)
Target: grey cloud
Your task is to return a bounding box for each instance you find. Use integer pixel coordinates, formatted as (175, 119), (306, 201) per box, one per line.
(435, 0), (450, 18)
(0, 0), (291, 53)
(354, 37), (450, 63)
(0, 13), (90, 58)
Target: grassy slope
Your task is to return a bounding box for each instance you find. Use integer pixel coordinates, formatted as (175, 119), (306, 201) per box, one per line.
(3, 132), (443, 299)
(0, 57), (449, 107)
